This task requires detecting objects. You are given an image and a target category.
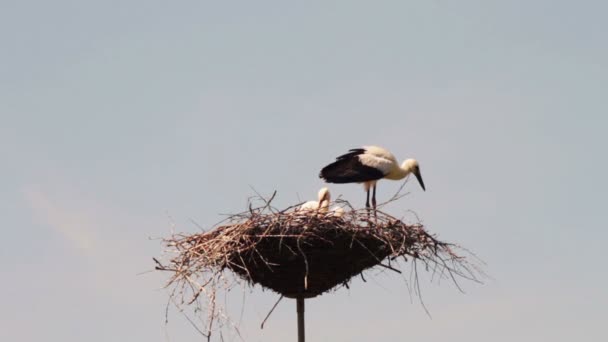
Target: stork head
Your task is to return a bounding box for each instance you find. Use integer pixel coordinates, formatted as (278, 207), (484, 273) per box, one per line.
(331, 206), (345, 218)
(402, 159), (425, 191)
(317, 187), (331, 209)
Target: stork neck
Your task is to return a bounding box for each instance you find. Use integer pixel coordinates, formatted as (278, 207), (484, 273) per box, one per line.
(319, 199), (330, 210)
(385, 165), (410, 180)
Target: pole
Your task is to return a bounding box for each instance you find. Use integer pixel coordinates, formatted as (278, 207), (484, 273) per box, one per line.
(297, 297), (305, 342)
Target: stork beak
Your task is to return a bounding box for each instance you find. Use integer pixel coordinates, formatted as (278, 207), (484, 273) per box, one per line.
(414, 169), (426, 191)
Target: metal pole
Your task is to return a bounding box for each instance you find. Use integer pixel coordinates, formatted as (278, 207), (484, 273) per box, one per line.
(297, 297), (305, 342)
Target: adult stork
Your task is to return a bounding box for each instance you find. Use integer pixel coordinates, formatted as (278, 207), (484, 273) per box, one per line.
(319, 146), (425, 209)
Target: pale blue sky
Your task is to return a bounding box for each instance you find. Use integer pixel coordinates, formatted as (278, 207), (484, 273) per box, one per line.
(1, 1), (607, 341)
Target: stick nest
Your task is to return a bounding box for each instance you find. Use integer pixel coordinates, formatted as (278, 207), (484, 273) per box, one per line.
(156, 197), (479, 303)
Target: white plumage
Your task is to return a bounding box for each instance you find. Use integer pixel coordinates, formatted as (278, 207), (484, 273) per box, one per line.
(319, 145), (425, 209)
(329, 206), (344, 218)
(298, 187), (344, 217)
(299, 187), (331, 211)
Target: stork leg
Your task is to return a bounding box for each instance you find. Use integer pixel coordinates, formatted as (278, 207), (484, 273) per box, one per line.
(372, 185), (378, 222)
(371, 185), (377, 210)
(365, 189), (371, 209)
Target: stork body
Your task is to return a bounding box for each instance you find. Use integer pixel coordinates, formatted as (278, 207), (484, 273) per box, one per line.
(319, 146), (425, 209)
(329, 206), (344, 218)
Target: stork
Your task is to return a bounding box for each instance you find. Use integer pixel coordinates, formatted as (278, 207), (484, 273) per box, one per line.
(329, 206), (344, 218)
(319, 146), (425, 209)
(299, 187), (331, 212)
(298, 187), (344, 217)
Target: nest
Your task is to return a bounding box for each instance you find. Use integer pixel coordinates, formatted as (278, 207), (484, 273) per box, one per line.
(156, 198), (480, 304)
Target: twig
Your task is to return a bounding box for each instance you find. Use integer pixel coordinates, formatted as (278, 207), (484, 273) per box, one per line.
(261, 296), (284, 329)
(378, 263), (402, 274)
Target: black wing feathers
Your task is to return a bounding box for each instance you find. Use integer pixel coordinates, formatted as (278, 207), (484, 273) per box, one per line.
(319, 148), (384, 183)
(336, 148), (366, 161)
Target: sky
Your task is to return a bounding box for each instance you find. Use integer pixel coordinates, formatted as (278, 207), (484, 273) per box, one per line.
(1, 0), (607, 341)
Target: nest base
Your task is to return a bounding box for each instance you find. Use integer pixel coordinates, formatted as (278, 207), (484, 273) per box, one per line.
(227, 221), (397, 298)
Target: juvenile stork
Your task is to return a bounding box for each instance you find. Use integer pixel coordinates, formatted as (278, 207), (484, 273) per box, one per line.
(299, 187), (331, 212)
(298, 187), (344, 217)
(319, 146), (425, 209)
